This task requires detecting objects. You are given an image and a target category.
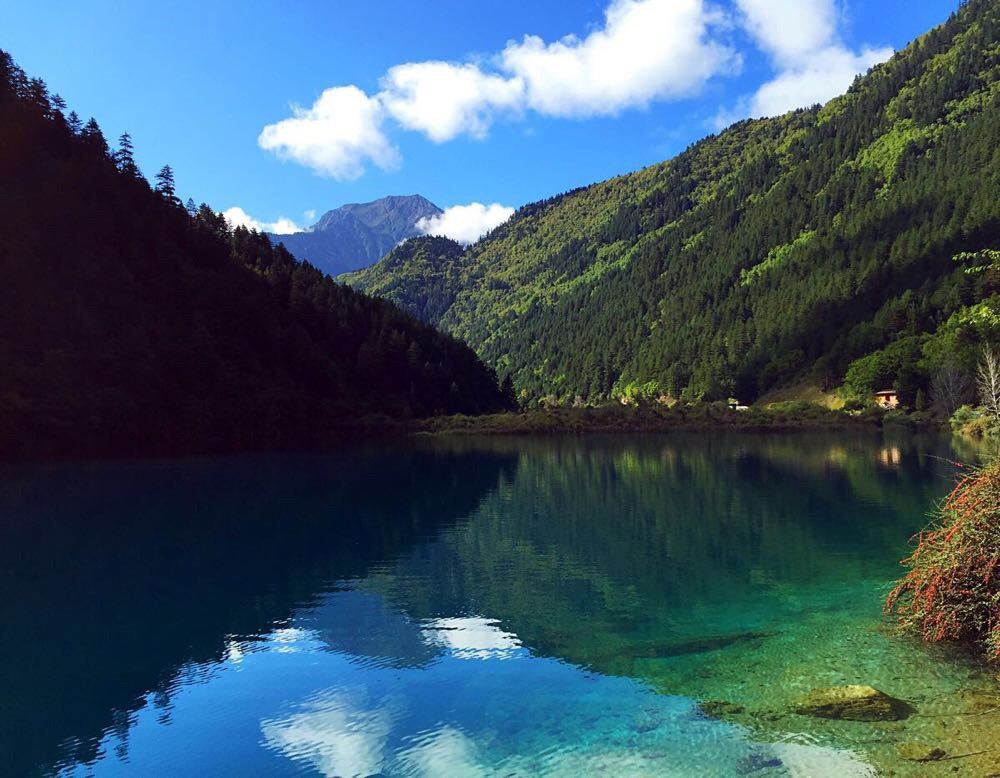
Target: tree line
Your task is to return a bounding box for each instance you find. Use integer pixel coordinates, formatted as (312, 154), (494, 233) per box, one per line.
(0, 50), (515, 457)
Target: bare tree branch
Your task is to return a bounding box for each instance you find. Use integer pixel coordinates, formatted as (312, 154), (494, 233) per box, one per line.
(976, 348), (1000, 424)
(931, 358), (972, 416)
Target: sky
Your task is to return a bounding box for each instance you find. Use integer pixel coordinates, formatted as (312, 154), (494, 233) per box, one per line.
(6, 0), (959, 241)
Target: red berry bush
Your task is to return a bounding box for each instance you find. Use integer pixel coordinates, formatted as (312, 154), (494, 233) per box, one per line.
(886, 464), (1000, 660)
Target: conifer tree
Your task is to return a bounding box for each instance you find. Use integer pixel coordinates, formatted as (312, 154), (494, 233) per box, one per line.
(155, 165), (177, 202)
(81, 117), (108, 155)
(115, 132), (138, 176)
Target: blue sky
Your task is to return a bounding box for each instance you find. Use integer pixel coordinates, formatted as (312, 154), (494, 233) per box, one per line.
(7, 0), (958, 239)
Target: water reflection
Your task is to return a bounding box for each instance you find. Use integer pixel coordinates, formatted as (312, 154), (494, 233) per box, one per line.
(0, 446), (515, 776)
(366, 432), (956, 673)
(420, 617), (521, 660)
(0, 431), (991, 776)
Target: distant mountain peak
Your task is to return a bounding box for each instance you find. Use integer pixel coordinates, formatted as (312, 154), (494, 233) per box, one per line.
(268, 194), (441, 276)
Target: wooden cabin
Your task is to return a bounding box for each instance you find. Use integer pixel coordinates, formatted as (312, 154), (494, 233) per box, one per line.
(873, 389), (899, 408)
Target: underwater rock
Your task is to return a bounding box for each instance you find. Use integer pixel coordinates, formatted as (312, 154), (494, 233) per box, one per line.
(698, 700), (746, 719)
(736, 752), (783, 774)
(956, 689), (1000, 713)
(642, 631), (774, 658)
(792, 685), (912, 721)
(896, 742), (946, 762)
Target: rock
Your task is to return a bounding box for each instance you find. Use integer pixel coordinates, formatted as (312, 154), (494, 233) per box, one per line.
(792, 685), (912, 721)
(629, 631), (774, 658)
(896, 742), (946, 762)
(698, 700), (746, 719)
(956, 689), (1000, 713)
(736, 752), (783, 774)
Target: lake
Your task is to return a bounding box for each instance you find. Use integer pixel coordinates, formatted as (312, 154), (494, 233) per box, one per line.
(2, 431), (998, 776)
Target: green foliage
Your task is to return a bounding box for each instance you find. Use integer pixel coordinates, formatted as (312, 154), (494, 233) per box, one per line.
(0, 53), (512, 457)
(340, 235), (466, 324)
(614, 379), (662, 405)
(740, 229), (817, 286)
(853, 119), (938, 182)
(845, 291), (1000, 410)
(950, 403), (988, 434)
(352, 0), (1000, 406)
(414, 402), (882, 436)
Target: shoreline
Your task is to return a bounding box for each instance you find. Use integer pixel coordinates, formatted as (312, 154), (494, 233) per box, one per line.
(0, 406), (946, 463)
(410, 404), (943, 437)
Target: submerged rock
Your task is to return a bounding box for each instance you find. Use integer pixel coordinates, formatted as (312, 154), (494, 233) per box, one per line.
(956, 689), (1000, 713)
(643, 631), (774, 657)
(792, 685), (912, 721)
(896, 742), (947, 762)
(698, 700), (746, 719)
(736, 752), (783, 774)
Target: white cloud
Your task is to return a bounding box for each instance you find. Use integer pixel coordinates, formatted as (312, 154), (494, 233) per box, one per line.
(396, 726), (481, 774)
(304, 209), (317, 221)
(258, 86), (399, 180)
(259, 0), (739, 176)
(258, 0), (892, 177)
(420, 617), (522, 660)
(380, 61), (524, 142)
(732, 0), (893, 118)
(736, 0), (837, 66)
(501, 0), (738, 118)
(749, 44), (892, 116)
(223, 206), (303, 235)
(261, 689), (395, 777)
(416, 203), (514, 245)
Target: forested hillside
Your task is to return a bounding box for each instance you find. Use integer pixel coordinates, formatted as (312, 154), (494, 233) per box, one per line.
(0, 52), (512, 457)
(343, 236), (467, 324)
(351, 0), (1000, 406)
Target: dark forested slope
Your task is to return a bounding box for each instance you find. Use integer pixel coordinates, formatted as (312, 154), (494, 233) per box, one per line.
(0, 52), (511, 457)
(351, 0), (1000, 405)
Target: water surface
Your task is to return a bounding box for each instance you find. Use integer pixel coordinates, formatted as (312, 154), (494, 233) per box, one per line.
(2, 432), (998, 776)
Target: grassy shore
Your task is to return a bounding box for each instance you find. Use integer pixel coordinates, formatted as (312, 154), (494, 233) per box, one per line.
(412, 401), (937, 436)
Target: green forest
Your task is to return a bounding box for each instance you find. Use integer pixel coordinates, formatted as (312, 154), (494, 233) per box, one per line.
(0, 52), (514, 457)
(348, 0), (1000, 409)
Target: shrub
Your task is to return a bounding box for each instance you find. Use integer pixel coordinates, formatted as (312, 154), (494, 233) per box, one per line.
(950, 404), (994, 437)
(885, 463), (1000, 660)
(841, 397), (867, 413)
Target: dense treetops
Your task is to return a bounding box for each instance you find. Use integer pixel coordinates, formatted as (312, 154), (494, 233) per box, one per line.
(351, 0), (1000, 407)
(342, 236), (467, 324)
(0, 51), (513, 457)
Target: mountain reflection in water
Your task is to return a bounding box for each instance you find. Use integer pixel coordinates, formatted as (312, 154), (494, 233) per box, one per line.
(1, 432), (988, 776)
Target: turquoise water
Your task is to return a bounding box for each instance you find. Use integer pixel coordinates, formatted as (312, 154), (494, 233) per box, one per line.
(1, 432), (998, 776)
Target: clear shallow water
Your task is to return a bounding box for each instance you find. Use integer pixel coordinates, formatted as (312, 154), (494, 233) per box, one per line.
(2, 432), (998, 776)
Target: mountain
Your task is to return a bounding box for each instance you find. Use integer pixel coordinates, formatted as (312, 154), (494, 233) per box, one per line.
(0, 54), (512, 458)
(348, 0), (1000, 406)
(268, 195), (442, 276)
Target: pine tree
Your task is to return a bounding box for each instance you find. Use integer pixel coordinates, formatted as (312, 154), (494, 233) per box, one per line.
(155, 165), (177, 202)
(81, 117), (108, 155)
(115, 132), (138, 176)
